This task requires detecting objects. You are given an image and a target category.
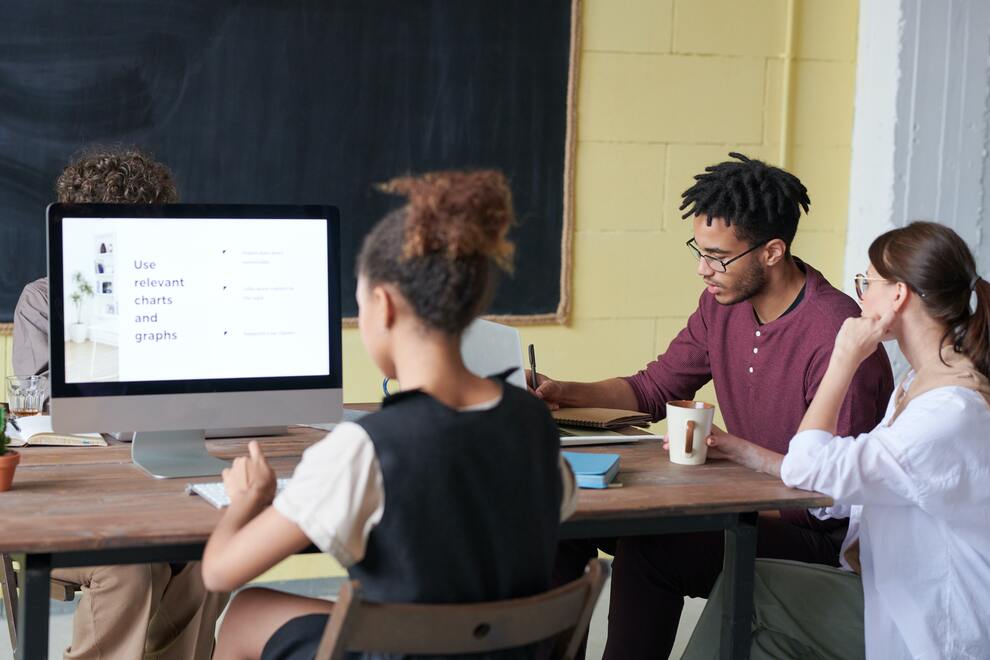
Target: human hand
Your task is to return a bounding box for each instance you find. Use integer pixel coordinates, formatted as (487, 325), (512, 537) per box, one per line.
(222, 441), (277, 508)
(706, 426), (783, 476)
(831, 309), (895, 370)
(662, 425), (734, 460)
(526, 370), (563, 410)
(703, 425), (745, 461)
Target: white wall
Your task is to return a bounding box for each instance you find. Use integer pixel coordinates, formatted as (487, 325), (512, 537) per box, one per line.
(846, 0), (990, 378)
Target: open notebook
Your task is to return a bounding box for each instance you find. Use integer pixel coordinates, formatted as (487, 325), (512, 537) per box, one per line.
(5, 415), (107, 447)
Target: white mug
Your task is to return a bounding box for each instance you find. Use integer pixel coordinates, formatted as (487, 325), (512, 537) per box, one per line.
(665, 400), (715, 466)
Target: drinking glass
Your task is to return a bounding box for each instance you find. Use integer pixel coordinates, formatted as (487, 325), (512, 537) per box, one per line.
(6, 375), (47, 418)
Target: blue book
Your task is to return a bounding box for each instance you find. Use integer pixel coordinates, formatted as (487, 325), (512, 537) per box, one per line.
(562, 451), (621, 489)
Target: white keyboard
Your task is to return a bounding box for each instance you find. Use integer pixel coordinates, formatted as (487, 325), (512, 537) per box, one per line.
(186, 478), (290, 508)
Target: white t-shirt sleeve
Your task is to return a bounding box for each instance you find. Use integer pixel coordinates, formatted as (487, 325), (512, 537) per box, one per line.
(273, 422), (384, 567)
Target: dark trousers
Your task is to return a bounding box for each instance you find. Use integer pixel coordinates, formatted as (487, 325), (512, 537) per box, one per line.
(553, 514), (846, 660)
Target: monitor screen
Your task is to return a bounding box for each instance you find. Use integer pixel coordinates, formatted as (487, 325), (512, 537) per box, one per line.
(48, 204), (342, 400)
(60, 216), (330, 383)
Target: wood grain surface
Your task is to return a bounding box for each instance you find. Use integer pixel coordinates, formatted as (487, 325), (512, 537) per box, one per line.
(1, 423), (831, 554)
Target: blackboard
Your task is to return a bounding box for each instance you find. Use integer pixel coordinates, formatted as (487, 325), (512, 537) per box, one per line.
(0, 0), (577, 326)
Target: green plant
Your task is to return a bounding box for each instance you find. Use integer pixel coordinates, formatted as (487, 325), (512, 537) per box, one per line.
(71, 271), (95, 324)
(0, 407), (8, 455)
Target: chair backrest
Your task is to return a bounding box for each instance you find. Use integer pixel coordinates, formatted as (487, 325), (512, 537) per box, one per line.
(314, 559), (608, 660)
(460, 318), (528, 391)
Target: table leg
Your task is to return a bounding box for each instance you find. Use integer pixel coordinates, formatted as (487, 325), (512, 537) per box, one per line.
(16, 553), (51, 660)
(720, 512), (758, 660)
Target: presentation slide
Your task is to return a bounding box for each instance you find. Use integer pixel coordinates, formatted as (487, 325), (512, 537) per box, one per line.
(60, 217), (331, 383)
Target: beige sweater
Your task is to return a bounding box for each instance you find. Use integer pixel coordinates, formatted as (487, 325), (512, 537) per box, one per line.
(12, 277), (50, 378)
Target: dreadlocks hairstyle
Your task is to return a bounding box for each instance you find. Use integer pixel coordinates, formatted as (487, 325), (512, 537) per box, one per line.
(56, 146), (178, 204)
(679, 152), (810, 250)
(357, 170), (515, 335)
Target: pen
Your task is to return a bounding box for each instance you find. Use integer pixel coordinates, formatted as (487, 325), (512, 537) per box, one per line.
(528, 344), (538, 390)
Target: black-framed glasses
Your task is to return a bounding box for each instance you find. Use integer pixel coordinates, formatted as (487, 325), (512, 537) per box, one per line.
(686, 238), (770, 273)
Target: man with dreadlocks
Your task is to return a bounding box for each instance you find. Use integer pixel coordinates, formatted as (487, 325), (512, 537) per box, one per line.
(532, 153), (894, 659)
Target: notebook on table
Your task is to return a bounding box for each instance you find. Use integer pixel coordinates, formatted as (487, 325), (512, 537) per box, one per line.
(5, 415), (107, 447)
(562, 451), (621, 489)
(552, 407), (653, 430)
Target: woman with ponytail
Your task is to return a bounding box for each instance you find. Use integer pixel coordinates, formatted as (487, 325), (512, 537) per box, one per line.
(685, 221), (990, 659)
(202, 171), (576, 660)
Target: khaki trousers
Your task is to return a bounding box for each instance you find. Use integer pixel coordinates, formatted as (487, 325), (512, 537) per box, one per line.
(681, 558), (865, 660)
(53, 562), (228, 660)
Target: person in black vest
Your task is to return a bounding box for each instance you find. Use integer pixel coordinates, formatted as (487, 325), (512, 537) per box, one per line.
(202, 170), (578, 660)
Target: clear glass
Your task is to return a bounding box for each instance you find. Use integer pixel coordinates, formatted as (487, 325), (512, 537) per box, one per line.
(6, 375), (47, 418)
(854, 273), (887, 301)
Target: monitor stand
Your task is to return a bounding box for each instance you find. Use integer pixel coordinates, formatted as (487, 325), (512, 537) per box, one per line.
(132, 430), (230, 479)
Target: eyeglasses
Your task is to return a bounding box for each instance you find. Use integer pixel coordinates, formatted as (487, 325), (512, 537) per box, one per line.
(686, 238), (770, 273)
(853, 273), (887, 301)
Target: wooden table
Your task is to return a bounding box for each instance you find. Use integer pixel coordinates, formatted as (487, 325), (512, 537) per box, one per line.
(1, 427), (831, 660)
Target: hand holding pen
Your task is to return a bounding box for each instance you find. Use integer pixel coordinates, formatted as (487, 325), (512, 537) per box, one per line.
(526, 344), (562, 410)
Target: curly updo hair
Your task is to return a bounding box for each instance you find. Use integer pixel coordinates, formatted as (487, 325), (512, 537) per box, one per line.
(357, 170), (515, 335)
(55, 146), (179, 204)
(679, 152), (810, 250)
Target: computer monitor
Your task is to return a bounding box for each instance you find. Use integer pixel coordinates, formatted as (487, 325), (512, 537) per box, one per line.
(47, 204), (343, 478)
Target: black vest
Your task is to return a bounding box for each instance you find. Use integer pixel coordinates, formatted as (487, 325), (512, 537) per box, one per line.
(349, 376), (562, 659)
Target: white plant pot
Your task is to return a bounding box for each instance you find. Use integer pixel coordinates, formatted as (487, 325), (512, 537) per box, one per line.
(69, 323), (88, 343)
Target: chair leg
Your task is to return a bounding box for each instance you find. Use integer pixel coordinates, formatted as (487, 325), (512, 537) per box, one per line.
(1, 553), (19, 652)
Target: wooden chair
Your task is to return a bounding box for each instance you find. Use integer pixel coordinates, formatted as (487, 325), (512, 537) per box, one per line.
(1, 552), (80, 652)
(314, 559), (609, 660)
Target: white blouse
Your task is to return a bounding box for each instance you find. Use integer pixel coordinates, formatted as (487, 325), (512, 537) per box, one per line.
(782, 374), (990, 660)
(274, 396), (578, 568)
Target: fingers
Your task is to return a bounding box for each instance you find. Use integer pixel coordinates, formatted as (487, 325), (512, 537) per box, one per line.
(877, 308), (896, 332)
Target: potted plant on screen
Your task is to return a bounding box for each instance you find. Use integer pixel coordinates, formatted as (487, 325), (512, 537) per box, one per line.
(0, 406), (18, 492)
(69, 271), (95, 343)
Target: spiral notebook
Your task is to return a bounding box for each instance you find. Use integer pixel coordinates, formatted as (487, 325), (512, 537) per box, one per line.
(551, 407), (652, 430)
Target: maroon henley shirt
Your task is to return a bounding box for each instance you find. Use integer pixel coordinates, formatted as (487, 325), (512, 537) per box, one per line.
(624, 261), (894, 529)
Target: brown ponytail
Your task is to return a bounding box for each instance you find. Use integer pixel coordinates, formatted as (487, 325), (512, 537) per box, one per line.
(868, 221), (990, 378)
(357, 170), (516, 335)
(965, 277), (990, 377)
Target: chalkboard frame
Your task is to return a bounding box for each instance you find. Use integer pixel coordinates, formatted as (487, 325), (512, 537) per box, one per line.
(0, 0), (580, 337)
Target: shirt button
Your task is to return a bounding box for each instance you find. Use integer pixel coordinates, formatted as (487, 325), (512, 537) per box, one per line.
(748, 367), (754, 373)
(755, 331), (762, 337)
(753, 348), (758, 354)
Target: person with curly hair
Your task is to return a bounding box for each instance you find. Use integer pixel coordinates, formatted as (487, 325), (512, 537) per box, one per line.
(201, 170), (577, 660)
(12, 146), (226, 660)
(13, 146), (179, 380)
(532, 153), (895, 658)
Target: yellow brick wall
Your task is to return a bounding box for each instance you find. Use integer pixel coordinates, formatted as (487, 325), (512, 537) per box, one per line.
(0, 0), (859, 582)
